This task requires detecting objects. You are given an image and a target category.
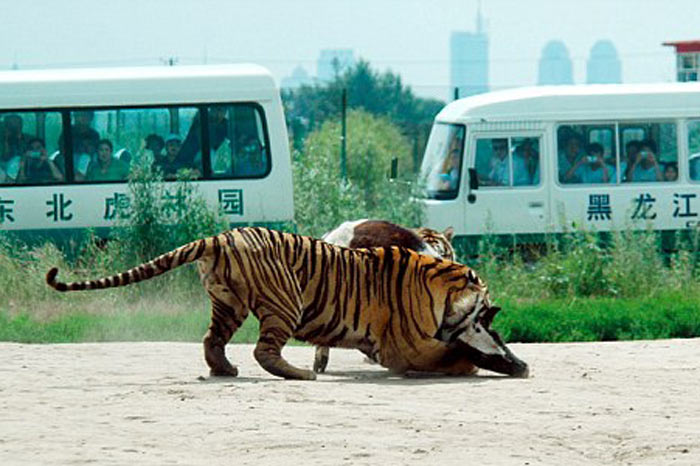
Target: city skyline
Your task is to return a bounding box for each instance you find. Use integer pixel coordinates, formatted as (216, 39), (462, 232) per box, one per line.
(450, 3), (489, 99)
(1, 0), (698, 100)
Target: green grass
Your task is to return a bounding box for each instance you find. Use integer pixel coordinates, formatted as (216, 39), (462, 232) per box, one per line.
(494, 292), (700, 343)
(2, 291), (698, 344)
(0, 310), (260, 344)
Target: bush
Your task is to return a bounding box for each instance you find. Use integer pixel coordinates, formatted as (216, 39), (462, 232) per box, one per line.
(113, 158), (229, 265)
(293, 109), (424, 237)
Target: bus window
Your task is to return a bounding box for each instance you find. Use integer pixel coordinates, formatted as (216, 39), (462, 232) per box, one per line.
(475, 136), (540, 188)
(204, 104), (269, 178)
(688, 120), (700, 182)
(70, 107), (201, 183)
(621, 122), (677, 183)
(1, 111), (64, 185)
(558, 124), (616, 185)
(420, 123), (465, 199)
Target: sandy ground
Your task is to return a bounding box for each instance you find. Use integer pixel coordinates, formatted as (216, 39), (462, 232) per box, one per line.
(1, 339), (699, 466)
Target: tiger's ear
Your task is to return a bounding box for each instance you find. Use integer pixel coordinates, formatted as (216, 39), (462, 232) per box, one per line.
(443, 226), (455, 242)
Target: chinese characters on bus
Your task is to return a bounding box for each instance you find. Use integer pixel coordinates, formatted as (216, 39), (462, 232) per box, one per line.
(0, 188), (244, 225)
(586, 192), (697, 222)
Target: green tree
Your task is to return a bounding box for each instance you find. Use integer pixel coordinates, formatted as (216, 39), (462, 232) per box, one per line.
(293, 109), (424, 237)
(283, 59), (444, 171)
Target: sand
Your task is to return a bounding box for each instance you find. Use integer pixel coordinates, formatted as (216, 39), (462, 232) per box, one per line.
(1, 339), (699, 465)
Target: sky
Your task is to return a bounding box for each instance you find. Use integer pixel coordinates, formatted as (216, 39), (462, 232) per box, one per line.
(2, 0), (699, 101)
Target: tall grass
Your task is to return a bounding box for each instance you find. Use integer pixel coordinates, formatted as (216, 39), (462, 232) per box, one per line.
(473, 227), (699, 302)
(2, 222), (698, 344)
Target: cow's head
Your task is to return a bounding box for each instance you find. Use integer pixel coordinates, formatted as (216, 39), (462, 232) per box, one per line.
(438, 270), (529, 378)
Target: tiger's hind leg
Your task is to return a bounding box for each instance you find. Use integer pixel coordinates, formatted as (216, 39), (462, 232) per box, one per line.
(203, 296), (249, 377)
(254, 313), (316, 380)
(313, 346), (330, 373)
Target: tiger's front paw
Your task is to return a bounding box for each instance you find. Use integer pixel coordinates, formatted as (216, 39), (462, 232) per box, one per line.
(209, 365), (239, 377)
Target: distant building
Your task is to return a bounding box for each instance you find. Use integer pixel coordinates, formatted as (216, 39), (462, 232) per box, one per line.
(450, 3), (489, 99)
(280, 65), (314, 89)
(663, 40), (700, 82)
(586, 40), (622, 84)
(317, 49), (355, 82)
(538, 40), (573, 85)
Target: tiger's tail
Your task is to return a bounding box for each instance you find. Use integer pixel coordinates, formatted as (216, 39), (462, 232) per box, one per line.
(46, 237), (211, 292)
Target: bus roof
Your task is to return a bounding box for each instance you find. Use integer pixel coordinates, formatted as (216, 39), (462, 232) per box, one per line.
(437, 82), (700, 123)
(0, 64), (278, 109)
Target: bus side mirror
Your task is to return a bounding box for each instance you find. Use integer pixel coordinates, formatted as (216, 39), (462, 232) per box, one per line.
(467, 168), (478, 204)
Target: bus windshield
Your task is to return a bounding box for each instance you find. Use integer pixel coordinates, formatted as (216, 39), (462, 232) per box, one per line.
(420, 123), (465, 199)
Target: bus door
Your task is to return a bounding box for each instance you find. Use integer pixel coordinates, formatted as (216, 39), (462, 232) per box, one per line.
(465, 131), (550, 236)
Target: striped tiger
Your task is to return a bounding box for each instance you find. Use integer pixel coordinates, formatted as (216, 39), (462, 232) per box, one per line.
(46, 227), (528, 380)
(314, 219), (456, 373)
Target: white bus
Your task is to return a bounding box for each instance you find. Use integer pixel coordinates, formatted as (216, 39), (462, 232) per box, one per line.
(420, 83), (700, 249)
(0, 65), (294, 240)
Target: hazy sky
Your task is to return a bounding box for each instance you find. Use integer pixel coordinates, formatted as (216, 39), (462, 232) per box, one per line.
(2, 0), (699, 101)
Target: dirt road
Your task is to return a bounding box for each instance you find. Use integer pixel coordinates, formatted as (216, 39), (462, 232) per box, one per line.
(1, 339), (698, 465)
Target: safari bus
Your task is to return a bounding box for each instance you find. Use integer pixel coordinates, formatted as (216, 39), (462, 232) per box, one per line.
(0, 64), (294, 241)
(420, 83), (700, 251)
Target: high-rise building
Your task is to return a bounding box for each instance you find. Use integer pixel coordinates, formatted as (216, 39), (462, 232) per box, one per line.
(450, 3), (489, 99)
(663, 40), (700, 82)
(538, 40), (573, 85)
(280, 65), (314, 89)
(586, 40), (622, 84)
(317, 49), (355, 83)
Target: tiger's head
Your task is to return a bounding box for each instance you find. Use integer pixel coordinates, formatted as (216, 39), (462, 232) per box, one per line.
(414, 226), (455, 261)
(437, 268), (529, 378)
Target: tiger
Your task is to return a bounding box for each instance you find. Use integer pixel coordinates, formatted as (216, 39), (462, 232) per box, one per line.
(314, 219), (456, 373)
(46, 227), (528, 380)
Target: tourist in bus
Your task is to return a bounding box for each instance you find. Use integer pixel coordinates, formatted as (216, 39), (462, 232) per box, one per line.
(154, 133), (201, 179)
(73, 111), (100, 150)
(578, 143), (614, 184)
(86, 139), (129, 182)
(179, 106), (229, 170)
(558, 132), (586, 184)
(60, 110), (99, 155)
(663, 162), (678, 182)
(691, 154), (700, 181)
(513, 138), (539, 186)
(57, 111), (99, 182)
(235, 136), (267, 177)
(485, 138), (509, 186)
(17, 138), (64, 184)
(433, 132), (463, 190)
(627, 139), (663, 182)
(133, 134), (164, 168)
(2, 114), (32, 159)
(145, 134), (164, 160)
(620, 140), (641, 182)
(1, 114), (32, 182)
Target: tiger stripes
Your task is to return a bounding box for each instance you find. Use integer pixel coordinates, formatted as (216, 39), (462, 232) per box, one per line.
(413, 226), (455, 261)
(47, 227), (486, 380)
(314, 220), (457, 373)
